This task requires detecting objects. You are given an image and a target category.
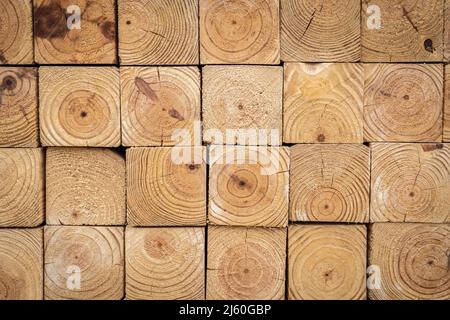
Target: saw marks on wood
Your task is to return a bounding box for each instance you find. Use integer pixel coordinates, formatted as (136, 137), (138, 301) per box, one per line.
(0, 0), (33, 64)
(118, 0), (198, 65)
(127, 147), (206, 226)
(288, 225), (367, 300)
(202, 66), (282, 145)
(200, 0), (280, 64)
(208, 146), (289, 227)
(46, 148), (126, 226)
(0, 67), (39, 147)
(364, 64), (443, 142)
(369, 223), (450, 300)
(0, 228), (43, 300)
(283, 63), (363, 144)
(44, 226), (124, 300)
(0, 148), (44, 227)
(290, 144), (370, 223)
(126, 227), (205, 300)
(33, 0), (116, 64)
(361, 0), (444, 62)
(371, 143), (450, 223)
(121, 67), (201, 146)
(39, 67), (120, 147)
(281, 0), (360, 62)
(207, 226), (286, 300)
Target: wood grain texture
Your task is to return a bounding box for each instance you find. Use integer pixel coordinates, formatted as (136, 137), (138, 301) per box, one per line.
(0, 228), (43, 300)
(39, 67), (120, 147)
(0, 148), (44, 227)
(0, 0), (33, 64)
(0, 67), (38, 147)
(281, 0), (360, 62)
(34, 0), (116, 64)
(46, 148), (126, 226)
(127, 147), (206, 226)
(119, 0), (198, 65)
(445, 64), (450, 141)
(364, 64), (443, 142)
(200, 0), (280, 64)
(208, 146), (289, 227)
(371, 143), (450, 223)
(290, 144), (370, 223)
(126, 227), (205, 300)
(288, 225), (366, 300)
(445, 0), (450, 61)
(283, 63), (363, 143)
(207, 226), (286, 300)
(121, 67), (201, 146)
(369, 223), (450, 300)
(202, 66), (282, 145)
(361, 0), (444, 62)
(44, 226), (124, 300)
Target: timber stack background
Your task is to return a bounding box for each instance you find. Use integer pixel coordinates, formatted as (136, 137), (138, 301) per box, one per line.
(0, 0), (449, 300)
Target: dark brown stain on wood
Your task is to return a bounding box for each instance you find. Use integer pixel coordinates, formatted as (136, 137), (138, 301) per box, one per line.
(99, 20), (115, 41)
(135, 77), (158, 103)
(422, 144), (444, 152)
(34, 3), (69, 39)
(168, 108), (184, 121)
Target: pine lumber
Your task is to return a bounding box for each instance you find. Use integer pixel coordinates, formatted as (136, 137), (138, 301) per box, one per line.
(200, 0), (280, 64)
(44, 226), (124, 300)
(208, 146), (289, 227)
(371, 143), (450, 223)
(0, 0), (33, 64)
(118, 0), (198, 65)
(0, 148), (44, 227)
(290, 144), (370, 223)
(127, 147), (206, 226)
(39, 67), (120, 147)
(281, 0), (360, 62)
(445, 0), (450, 61)
(121, 67), (201, 146)
(445, 64), (450, 141)
(126, 227), (205, 300)
(364, 64), (443, 142)
(207, 226), (286, 300)
(0, 228), (43, 300)
(369, 223), (450, 300)
(283, 63), (363, 143)
(34, 0), (116, 64)
(288, 225), (366, 300)
(202, 65), (282, 145)
(0, 67), (39, 147)
(361, 0), (444, 62)
(46, 148), (126, 226)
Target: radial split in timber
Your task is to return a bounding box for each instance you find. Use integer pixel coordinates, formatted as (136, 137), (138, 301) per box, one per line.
(364, 64), (443, 142)
(281, 0), (360, 62)
(127, 147), (206, 226)
(202, 65), (282, 146)
(0, 228), (43, 300)
(44, 226), (124, 300)
(371, 143), (450, 223)
(444, 65), (450, 141)
(0, 148), (44, 227)
(0, 0), (33, 64)
(39, 67), (120, 147)
(46, 148), (126, 226)
(290, 144), (370, 223)
(283, 63), (363, 144)
(207, 226), (286, 300)
(126, 227), (205, 300)
(34, 0), (116, 64)
(208, 146), (289, 227)
(288, 225), (367, 300)
(119, 0), (198, 65)
(369, 223), (450, 300)
(121, 67), (201, 146)
(361, 0), (444, 62)
(0, 67), (38, 147)
(200, 0), (280, 64)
